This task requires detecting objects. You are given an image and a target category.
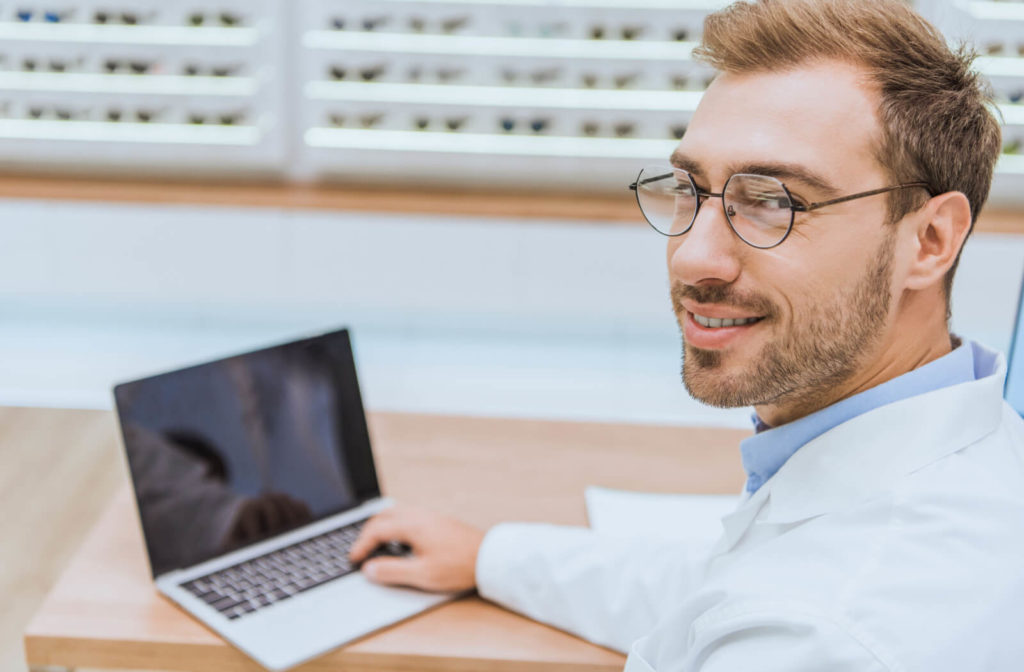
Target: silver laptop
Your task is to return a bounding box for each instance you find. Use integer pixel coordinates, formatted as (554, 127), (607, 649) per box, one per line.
(113, 328), (457, 671)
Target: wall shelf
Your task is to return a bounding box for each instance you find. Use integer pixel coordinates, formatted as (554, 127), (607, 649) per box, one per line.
(965, 1), (1024, 22)
(302, 122), (1024, 180)
(0, 23), (260, 47)
(0, 72), (259, 97)
(0, 119), (262, 145)
(1002, 103), (1024, 126)
(303, 31), (697, 61)
(977, 57), (1024, 79)
(305, 81), (704, 112)
(304, 127), (675, 158)
(362, 0), (729, 8)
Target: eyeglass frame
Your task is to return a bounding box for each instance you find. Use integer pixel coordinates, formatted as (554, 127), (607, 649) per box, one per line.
(629, 167), (933, 249)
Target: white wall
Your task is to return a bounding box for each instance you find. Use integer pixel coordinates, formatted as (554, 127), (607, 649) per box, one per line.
(1, 197), (1021, 427)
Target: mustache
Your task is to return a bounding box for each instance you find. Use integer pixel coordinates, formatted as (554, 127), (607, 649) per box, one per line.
(670, 282), (777, 318)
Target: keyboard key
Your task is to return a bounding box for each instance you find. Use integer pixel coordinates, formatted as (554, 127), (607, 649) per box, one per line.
(212, 595), (243, 611)
(196, 591), (223, 604)
(180, 517), (368, 620)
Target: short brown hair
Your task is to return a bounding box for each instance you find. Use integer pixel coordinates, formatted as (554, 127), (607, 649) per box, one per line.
(693, 0), (1002, 311)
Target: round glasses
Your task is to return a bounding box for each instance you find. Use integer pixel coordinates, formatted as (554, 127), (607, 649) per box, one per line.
(629, 165), (931, 249)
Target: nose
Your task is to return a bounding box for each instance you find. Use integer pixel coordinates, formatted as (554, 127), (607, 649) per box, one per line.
(667, 195), (743, 287)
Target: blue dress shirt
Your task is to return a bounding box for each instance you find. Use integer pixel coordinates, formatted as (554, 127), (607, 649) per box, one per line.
(741, 341), (978, 493)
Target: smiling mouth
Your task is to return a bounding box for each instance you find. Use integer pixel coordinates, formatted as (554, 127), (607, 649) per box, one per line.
(692, 313), (764, 329)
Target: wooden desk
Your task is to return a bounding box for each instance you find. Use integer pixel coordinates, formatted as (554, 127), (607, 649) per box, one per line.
(24, 411), (747, 672)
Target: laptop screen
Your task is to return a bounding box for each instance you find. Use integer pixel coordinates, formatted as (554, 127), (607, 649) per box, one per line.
(1005, 279), (1024, 417)
(114, 328), (381, 577)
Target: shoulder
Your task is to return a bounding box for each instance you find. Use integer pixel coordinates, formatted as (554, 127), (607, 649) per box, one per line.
(706, 438), (1024, 669)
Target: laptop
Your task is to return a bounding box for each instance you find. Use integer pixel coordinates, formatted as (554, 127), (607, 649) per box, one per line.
(1006, 275), (1024, 416)
(113, 328), (458, 671)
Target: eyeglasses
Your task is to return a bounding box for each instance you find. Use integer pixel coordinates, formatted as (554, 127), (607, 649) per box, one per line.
(629, 165), (931, 249)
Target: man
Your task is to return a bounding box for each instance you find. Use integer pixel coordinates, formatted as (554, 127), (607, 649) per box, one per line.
(350, 1), (1024, 669)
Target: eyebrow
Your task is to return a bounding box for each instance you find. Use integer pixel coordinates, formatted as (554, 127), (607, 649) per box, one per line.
(669, 150), (840, 198)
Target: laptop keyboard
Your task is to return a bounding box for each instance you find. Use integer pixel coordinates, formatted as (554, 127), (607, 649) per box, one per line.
(180, 518), (367, 621)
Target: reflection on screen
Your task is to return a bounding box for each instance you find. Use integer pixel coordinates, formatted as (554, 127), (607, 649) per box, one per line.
(116, 330), (378, 576)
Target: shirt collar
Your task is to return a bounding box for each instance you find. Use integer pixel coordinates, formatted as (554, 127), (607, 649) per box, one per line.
(740, 340), (977, 493)
(763, 341), (1005, 524)
(715, 342), (1006, 552)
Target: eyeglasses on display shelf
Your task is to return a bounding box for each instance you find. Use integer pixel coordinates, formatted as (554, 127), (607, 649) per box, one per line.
(0, 1), (1020, 201)
(296, 0), (715, 190)
(187, 11), (245, 27)
(323, 111), (385, 129)
(0, 2), (285, 177)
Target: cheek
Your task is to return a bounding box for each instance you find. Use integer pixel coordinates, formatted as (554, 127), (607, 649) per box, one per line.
(780, 247), (884, 320)
(666, 239), (681, 266)
(752, 251), (824, 321)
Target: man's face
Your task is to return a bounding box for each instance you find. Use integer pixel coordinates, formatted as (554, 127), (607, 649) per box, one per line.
(669, 62), (903, 419)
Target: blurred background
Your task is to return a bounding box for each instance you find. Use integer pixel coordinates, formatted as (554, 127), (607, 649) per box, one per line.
(2, 0), (1024, 669)
(1, 0), (1023, 425)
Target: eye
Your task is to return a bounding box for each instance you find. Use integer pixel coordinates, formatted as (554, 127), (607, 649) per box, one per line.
(673, 181), (697, 196)
(787, 194), (810, 210)
(687, 180), (711, 196)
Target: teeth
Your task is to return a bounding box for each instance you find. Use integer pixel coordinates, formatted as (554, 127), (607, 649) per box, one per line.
(694, 313), (760, 328)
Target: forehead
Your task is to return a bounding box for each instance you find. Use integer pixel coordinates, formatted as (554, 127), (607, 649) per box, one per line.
(676, 61), (883, 187)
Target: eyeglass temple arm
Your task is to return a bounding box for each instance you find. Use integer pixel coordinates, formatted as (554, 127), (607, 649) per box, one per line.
(796, 182), (931, 212)
(629, 172), (675, 190)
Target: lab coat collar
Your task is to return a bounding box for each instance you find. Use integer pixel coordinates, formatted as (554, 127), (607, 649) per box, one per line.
(717, 482), (770, 553)
(718, 342), (1006, 550)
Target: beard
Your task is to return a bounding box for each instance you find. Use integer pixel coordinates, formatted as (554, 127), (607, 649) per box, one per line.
(675, 229), (895, 409)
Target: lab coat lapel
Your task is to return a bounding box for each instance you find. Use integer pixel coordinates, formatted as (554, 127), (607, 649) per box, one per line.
(762, 345), (1006, 525)
(713, 484), (770, 554)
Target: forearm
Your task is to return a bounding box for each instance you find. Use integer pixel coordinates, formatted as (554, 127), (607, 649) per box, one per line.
(476, 523), (712, 654)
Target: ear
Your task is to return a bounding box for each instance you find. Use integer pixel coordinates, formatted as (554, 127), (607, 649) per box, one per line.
(903, 191), (972, 292)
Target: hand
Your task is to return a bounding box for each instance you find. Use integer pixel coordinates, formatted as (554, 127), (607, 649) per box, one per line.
(348, 505), (485, 593)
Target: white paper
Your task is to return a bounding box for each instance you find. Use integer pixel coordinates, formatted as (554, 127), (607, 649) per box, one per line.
(585, 486), (741, 545)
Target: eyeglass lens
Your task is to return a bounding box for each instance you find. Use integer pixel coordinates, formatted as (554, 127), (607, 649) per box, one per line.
(634, 166), (795, 248)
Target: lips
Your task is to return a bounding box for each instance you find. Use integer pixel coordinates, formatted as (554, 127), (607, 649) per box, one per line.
(672, 286), (775, 350)
(683, 307), (766, 350)
(692, 314), (762, 328)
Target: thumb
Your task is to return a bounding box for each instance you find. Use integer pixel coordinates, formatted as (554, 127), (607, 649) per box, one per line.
(362, 557), (427, 589)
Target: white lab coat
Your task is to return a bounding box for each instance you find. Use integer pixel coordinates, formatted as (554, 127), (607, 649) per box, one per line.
(476, 342), (1024, 671)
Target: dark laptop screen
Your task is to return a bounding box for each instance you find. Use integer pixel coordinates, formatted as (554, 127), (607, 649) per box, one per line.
(1005, 279), (1024, 417)
(114, 328), (380, 577)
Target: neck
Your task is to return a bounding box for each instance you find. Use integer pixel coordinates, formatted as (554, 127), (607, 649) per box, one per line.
(755, 293), (953, 428)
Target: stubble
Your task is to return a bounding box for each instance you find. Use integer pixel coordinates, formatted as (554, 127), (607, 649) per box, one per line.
(676, 230), (896, 409)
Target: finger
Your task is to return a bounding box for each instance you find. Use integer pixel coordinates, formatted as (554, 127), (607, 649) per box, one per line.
(348, 516), (391, 563)
(362, 557), (429, 590)
(349, 515), (411, 563)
